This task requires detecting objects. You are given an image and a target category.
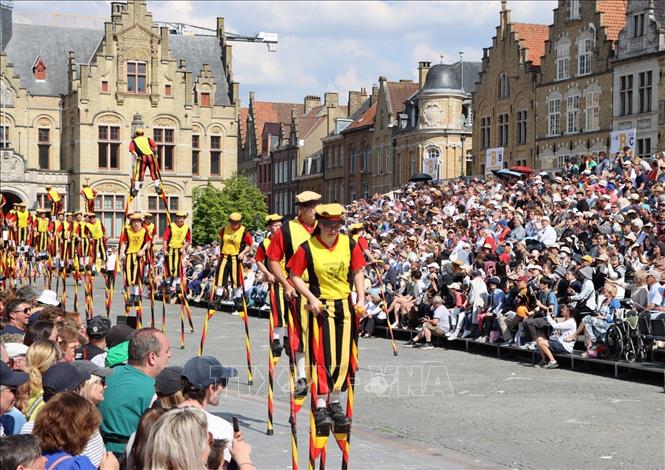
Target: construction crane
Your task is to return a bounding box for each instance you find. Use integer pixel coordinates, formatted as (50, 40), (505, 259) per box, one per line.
(155, 22), (278, 51)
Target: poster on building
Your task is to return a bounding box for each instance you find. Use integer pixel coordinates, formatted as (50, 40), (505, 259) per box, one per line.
(423, 156), (440, 179)
(484, 147), (504, 175)
(610, 129), (636, 154)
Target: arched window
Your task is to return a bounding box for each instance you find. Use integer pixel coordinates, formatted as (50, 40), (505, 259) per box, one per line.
(426, 146), (441, 159)
(498, 73), (509, 99)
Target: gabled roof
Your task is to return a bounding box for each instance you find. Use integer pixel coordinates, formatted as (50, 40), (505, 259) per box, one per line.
(246, 101), (302, 152)
(342, 102), (377, 133)
(3, 23), (232, 104)
(597, 0), (628, 42)
(512, 23), (549, 66)
(239, 107), (249, 146)
(385, 81), (419, 115)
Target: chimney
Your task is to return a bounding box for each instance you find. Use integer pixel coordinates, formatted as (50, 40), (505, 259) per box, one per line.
(418, 61), (431, 89)
(324, 92), (339, 108)
(499, 0), (511, 37)
(1, 1), (12, 50)
(304, 95), (321, 114)
(370, 84), (379, 105)
(348, 90), (363, 117)
(111, 2), (126, 24)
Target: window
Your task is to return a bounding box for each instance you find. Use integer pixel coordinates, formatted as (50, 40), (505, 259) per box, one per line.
(498, 73), (509, 99)
(498, 113), (509, 146)
(98, 125), (120, 169)
(660, 100), (665, 125)
(36, 193), (51, 211)
(200, 92), (211, 107)
(148, 195), (179, 238)
(362, 145), (370, 172)
(638, 71), (652, 113)
(153, 128), (175, 172)
(127, 61), (146, 94)
(386, 148), (393, 174)
(0, 125), (9, 148)
(192, 134), (200, 175)
(585, 90), (600, 131)
(210, 135), (221, 175)
(547, 97), (561, 136)
(101, 81), (109, 93)
(569, 0), (580, 19)
(33, 57), (46, 81)
(566, 94), (579, 133)
(376, 149), (383, 174)
(350, 184), (356, 203)
(95, 194), (125, 239)
(637, 138), (651, 158)
(426, 147), (441, 160)
(619, 75), (634, 116)
(362, 182), (369, 200)
(481, 117), (491, 148)
(577, 37), (592, 76)
(38, 128), (50, 170)
(409, 152), (416, 176)
(349, 146), (356, 175)
(164, 84), (172, 97)
(556, 43), (570, 81)
(633, 13), (645, 38)
(516, 111), (527, 144)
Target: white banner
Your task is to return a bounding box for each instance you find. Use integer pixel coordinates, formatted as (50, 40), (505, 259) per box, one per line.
(423, 156), (440, 179)
(484, 147), (504, 174)
(610, 128), (636, 154)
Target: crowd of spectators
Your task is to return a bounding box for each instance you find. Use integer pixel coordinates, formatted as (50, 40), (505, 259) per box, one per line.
(0, 285), (255, 470)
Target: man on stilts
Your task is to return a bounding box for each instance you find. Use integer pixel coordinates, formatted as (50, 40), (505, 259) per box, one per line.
(80, 183), (97, 213)
(45, 186), (63, 218)
(213, 212), (253, 313)
(162, 211), (191, 301)
(120, 213), (151, 307)
(288, 203), (365, 468)
(128, 128), (161, 198)
(85, 213), (107, 274)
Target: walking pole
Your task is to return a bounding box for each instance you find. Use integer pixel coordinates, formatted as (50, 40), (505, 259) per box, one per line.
(179, 254), (194, 332)
(148, 255), (156, 328)
(198, 271), (218, 356)
(135, 257), (144, 329)
(287, 298), (306, 470)
(177, 260), (187, 349)
(237, 262), (253, 386)
(373, 268), (398, 356)
(308, 308), (330, 470)
(266, 284), (279, 436)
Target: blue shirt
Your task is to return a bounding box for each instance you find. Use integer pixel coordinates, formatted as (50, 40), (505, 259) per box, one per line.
(44, 451), (96, 470)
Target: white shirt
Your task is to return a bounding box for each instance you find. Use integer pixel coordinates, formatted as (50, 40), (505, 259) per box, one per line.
(647, 283), (663, 307)
(547, 316), (578, 353)
(537, 224), (557, 247)
(205, 410), (234, 462)
(106, 253), (117, 271)
(432, 305), (451, 333)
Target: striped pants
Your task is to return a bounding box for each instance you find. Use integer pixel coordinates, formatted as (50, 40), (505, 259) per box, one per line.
(166, 248), (182, 279)
(134, 154), (159, 182)
(309, 298), (357, 395)
(215, 254), (242, 289)
(91, 239), (107, 264)
(270, 282), (287, 329)
(123, 253), (143, 286)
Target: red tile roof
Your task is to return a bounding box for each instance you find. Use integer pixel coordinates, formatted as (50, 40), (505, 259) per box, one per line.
(239, 107), (249, 146)
(512, 23), (549, 67)
(386, 81), (419, 115)
(244, 101), (302, 154)
(344, 102), (377, 132)
(597, 0), (628, 42)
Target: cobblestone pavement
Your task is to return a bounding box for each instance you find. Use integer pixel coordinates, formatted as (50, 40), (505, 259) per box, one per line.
(78, 279), (665, 469)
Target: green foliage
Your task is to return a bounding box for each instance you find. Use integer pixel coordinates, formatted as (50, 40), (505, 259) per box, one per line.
(191, 173), (267, 245)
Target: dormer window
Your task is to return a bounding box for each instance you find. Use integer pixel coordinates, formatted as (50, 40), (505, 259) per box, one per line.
(200, 92), (211, 107)
(633, 13), (645, 38)
(33, 57), (47, 81)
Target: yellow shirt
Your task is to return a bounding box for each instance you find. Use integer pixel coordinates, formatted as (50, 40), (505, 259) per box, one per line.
(16, 210), (29, 228)
(221, 224), (245, 256)
(306, 234), (353, 300)
(125, 227), (148, 254)
(133, 136), (154, 156)
(87, 220), (104, 240)
(168, 223), (190, 249)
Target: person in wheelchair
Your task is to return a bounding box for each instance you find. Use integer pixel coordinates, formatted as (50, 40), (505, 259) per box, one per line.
(571, 283), (620, 357)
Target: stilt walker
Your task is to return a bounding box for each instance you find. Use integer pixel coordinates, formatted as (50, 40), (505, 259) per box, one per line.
(162, 211), (192, 349)
(45, 186), (63, 219)
(287, 204), (366, 470)
(266, 191), (322, 469)
(256, 213), (286, 436)
(143, 213), (157, 328)
(80, 183), (98, 214)
(119, 213), (151, 325)
(86, 212), (108, 319)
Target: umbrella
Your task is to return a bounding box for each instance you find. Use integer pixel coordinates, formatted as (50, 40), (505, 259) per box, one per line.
(493, 169), (522, 178)
(510, 165), (533, 174)
(409, 173), (433, 183)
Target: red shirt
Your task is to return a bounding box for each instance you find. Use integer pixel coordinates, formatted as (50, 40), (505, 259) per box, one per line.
(255, 240), (268, 263)
(287, 235), (366, 278)
(266, 218), (315, 262)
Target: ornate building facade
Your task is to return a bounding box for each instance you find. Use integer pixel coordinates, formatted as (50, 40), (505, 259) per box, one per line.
(1, 0), (239, 238)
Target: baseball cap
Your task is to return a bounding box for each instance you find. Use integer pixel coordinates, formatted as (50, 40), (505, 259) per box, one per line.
(182, 356), (237, 389)
(5, 343), (28, 358)
(0, 361), (28, 387)
(72, 360), (113, 379)
(42, 363), (90, 392)
(37, 289), (60, 306)
(105, 324), (136, 348)
(155, 366), (184, 396)
(87, 316), (112, 338)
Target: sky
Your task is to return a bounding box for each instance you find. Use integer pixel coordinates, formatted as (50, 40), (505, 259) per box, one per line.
(13, 0), (558, 106)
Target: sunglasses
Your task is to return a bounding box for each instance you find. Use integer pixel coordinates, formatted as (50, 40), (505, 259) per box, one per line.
(319, 220), (342, 228)
(12, 307), (30, 315)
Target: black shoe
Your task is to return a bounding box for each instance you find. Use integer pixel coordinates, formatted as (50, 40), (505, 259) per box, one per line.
(328, 402), (351, 431)
(271, 339), (283, 357)
(283, 337), (291, 358)
(294, 377), (308, 397)
(314, 407), (334, 433)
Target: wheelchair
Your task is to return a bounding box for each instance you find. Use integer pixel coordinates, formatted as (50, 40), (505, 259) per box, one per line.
(604, 310), (647, 363)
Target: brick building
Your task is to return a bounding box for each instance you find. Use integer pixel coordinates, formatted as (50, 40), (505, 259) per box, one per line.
(472, 1), (548, 174)
(612, 0), (665, 157)
(536, 0), (627, 169)
(0, 0), (239, 238)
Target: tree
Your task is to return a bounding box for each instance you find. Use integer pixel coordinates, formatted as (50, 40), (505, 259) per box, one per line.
(191, 173), (267, 245)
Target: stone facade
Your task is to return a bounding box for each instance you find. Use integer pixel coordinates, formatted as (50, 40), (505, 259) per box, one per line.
(536, 0), (627, 168)
(612, 0), (665, 158)
(472, 2), (547, 174)
(1, 0), (239, 239)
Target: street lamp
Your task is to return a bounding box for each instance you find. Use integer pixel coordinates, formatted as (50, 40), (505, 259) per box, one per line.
(461, 135), (466, 177)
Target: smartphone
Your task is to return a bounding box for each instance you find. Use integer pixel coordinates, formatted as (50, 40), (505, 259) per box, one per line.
(233, 416), (240, 433)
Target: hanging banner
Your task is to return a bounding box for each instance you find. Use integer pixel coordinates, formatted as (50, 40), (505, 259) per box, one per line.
(423, 156), (440, 179)
(484, 147), (504, 175)
(609, 128), (636, 154)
